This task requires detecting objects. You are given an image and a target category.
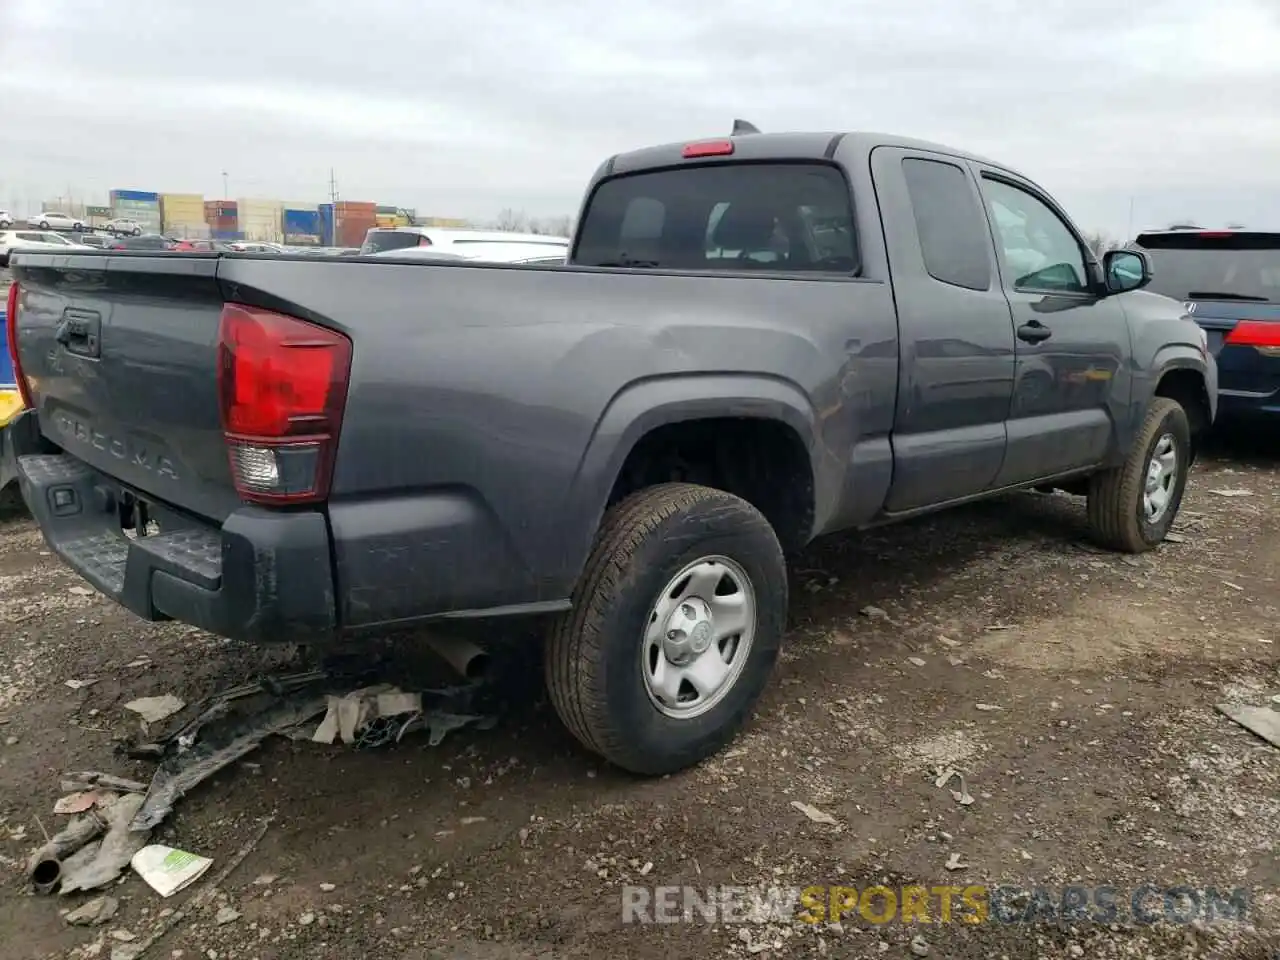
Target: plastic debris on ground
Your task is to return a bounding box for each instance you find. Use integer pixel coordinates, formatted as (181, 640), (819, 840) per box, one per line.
(121, 666), (496, 830)
(1216, 701), (1280, 749)
(65, 894), (119, 926)
(29, 659), (498, 895)
(131, 844), (214, 897)
(123, 695), (186, 725)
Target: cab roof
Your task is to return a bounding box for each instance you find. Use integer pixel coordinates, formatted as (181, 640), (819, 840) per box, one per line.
(599, 130), (1025, 181)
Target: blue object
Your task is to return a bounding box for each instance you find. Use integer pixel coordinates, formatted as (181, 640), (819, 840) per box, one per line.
(283, 209), (322, 243)
(0, 310), (14, 387)
(110, 189), (160, 202)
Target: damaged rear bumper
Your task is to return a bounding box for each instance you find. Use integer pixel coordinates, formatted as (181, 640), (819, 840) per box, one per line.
(6, 410), (337, 644)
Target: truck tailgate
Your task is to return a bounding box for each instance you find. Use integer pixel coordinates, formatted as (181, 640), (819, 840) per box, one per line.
(10, 254), (242, 522)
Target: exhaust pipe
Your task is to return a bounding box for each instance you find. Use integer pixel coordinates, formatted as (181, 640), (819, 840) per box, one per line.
(27, 813), (106, 894)
(423, 634), (490, 681)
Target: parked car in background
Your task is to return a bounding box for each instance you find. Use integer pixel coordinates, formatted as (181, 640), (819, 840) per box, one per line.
(0, 229), (89, 265)
(73, 234), (112, 249)
(5, 128), (1217, 778)
(0, 211), (12, 229)
(229, 241), (286, 253)
(105, 218), (144, 236)
(1132, 229), (1279, 425)
(370, 241), (571, 264)
(26, 211), (83, 231)
(108, 234), (176, 251)
(359, 226), (571, 257)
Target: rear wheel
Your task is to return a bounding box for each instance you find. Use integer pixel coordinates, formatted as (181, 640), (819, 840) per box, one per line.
(1087, 397), (1191, 552)
(39, 220), (49, 229)
(545, 483), (787, 775)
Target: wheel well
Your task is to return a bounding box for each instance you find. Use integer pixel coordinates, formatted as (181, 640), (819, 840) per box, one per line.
(607, 417), (815, 552)
(1155, 369), (1211, 453)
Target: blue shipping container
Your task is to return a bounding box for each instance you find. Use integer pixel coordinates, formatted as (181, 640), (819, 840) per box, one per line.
(283, 209), (321, 243)
(319, 204), (335, 246)
(110, 189), (159, 203)
(211, 230), (245, 241)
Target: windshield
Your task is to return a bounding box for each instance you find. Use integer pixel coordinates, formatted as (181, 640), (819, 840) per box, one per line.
(573, 162), (857, 272)
(360, 230), (425, 254)
(1136, 233), (1280, 302)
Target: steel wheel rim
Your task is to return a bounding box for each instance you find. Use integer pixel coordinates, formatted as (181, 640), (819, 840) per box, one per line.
(1143, 432), (1178, 523)
(641, 555), (757, 720)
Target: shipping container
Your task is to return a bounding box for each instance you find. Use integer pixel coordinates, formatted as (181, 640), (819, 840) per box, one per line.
(110, 189), (159, 204)
(419, 216), (470, 228)
(334, 200), (376, 215)
(237, 198), (284, 242)
(282, 205), (321, 245)
(165, 222), (212, 240)
(211, 230), (245, 242)
(374, 213), (400, 229)
(336, 213), (377, 249)
(161, 193), (206, 237)
(319, 204), (334, 246)
(375, 205), (399, 215)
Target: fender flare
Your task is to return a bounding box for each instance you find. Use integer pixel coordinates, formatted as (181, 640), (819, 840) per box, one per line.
(554, 373), (822, 585)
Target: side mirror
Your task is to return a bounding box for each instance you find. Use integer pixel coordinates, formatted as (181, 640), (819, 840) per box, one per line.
(1103, 249), (1151, 294)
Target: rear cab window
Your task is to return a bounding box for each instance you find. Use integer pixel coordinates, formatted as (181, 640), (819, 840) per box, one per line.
(573, 162), (858, 273)
(1135, 231), (1280, 303)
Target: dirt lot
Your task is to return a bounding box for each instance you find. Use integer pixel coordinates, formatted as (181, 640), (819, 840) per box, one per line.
(1, 434), (1277, 960)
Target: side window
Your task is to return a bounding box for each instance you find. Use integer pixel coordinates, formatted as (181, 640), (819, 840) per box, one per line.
(980, 178), (1089, 294)
(901, 158), (992, 291)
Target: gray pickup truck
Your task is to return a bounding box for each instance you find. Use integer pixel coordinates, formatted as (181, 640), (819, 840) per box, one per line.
(4, 130), (1216, 775)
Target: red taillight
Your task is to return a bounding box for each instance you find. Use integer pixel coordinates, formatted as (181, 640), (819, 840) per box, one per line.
(216, 304), (352, 505)
(682, 140), (735, 158)
(417, 236), (432, 247)
(1225, 319), (1280, 355)
(5, 281), (33, 409)
(1197, 231), (1233, 238)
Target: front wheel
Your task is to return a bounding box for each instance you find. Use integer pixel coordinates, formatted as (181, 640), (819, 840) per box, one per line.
(133, 227), (142, 236)
(38, 220), (49, 229)
(545, 483), (787, 775)
(1086, 397), (1191, 553)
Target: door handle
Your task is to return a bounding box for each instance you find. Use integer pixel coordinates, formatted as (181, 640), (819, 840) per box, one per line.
(1016, 320), (1052, 344)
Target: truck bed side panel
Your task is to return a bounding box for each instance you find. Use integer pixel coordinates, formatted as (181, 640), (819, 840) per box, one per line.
(216, 257), (899, 625)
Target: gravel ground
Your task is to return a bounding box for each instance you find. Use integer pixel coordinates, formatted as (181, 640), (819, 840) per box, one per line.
(0, 433), (1277, 960)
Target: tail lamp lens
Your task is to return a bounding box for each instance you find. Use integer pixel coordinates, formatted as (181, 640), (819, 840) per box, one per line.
(1225, 320), (1280, 357)
(217, 304), (352, 504)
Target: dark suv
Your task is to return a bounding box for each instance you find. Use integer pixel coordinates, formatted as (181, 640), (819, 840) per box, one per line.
(1132, 229), (1279, 424)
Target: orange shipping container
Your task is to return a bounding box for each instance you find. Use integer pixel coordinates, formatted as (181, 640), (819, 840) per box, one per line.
(336, 215), (377, 248)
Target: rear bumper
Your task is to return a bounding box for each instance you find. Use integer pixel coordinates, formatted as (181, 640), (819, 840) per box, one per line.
(1216, 386), (1280, 421)
(5, 410), (337, 644)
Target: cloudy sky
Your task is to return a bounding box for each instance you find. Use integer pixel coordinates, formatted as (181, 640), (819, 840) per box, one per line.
(2, 0), (1278, 236)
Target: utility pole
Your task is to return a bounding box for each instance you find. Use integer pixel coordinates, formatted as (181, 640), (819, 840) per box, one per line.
(221, 170), (229, 200)
(1126, 196), (1135, 241)
(328, 168), (340, 246)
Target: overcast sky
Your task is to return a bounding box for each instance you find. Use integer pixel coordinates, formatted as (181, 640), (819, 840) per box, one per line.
(2, 0), (1278, 235)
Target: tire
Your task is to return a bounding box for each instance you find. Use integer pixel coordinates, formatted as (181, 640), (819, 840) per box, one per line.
(546, 482), (787, 775)
(133, 227), (142, 236)
(1087, 397), (1191, 553)
(39, 221), (49, 229)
